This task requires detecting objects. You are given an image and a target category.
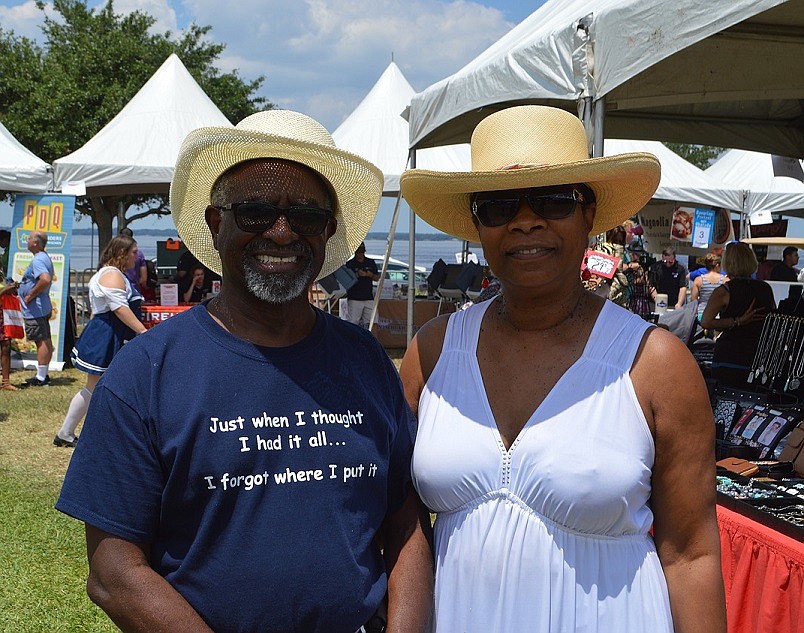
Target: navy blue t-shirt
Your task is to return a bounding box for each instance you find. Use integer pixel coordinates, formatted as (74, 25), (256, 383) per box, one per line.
(56, 305), (415, 633)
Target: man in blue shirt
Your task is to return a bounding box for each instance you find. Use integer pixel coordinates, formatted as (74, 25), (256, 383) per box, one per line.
(19, 230), (54, 386)
(56, 110), (434, 633)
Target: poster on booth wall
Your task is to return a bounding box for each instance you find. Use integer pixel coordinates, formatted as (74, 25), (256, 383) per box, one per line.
(638, 202), (734, 257)
(7, 194), (76, 367)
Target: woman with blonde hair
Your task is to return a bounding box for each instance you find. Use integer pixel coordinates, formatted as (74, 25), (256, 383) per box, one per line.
(54, 235), (147, 447)
(691, 252), (727, 318)
(701, 242), (775, 388)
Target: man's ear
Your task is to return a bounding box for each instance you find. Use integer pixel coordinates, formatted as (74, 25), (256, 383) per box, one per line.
(325, 215), (337, 241)
(205, 206), (222, 251)
(583, 202), (596, 234)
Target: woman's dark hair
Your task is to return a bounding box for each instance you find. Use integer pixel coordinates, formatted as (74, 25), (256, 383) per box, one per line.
(605, 226), (626, 246)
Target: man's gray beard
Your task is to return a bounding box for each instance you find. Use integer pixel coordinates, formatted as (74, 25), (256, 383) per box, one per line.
(242, 253), (316, 304)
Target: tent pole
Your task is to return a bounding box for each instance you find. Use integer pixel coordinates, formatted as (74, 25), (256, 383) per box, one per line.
(369, 187), (405, 331)
(592, 96), (605, 158)
(582, 97), (593, 155)
(407, 150), (417, 346)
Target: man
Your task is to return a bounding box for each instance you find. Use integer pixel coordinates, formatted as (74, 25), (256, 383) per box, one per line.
(650, 246), (688, 309)
(175, 247), (221, 294)
(119, 227), (148, 294)
(0, 229), (10, 277)
(56, 110), (433, 633)
(18, 230), (54, 386)
(345, 242), (380, 327)
(769, 246), (799, 281)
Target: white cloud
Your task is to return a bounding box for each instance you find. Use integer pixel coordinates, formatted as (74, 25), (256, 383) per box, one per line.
(184, 0), (514, 130)
(112, 0), (178, 33)
(0, 0), (49, 40)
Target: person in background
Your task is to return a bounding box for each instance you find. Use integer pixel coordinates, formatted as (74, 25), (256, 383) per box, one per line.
(54, 235), (146, 447)
(141, 260), (158, 302)
(701, 242), (776, 388)
(181, 264), (205, 303)
(119, 228), (147, 293)
(769, 246), (799, 281)
(345, 241), (379, 327)
(0, 229), (10, 276)
(690, 252), (727, 319)
(0, 230), (21, 391)
(649, 246), (688, 309)
(624, 245), (654, 316)
(19, 231), (54, 387)
(400, 105), (724, 632)
(175, 248), (220, 295)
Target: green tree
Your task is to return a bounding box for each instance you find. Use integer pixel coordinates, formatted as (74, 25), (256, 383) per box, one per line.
(663, 143), (726, 170)
(0, 0), (269, 253)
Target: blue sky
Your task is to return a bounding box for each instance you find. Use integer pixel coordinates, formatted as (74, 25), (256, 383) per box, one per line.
(1, 0), (544, 232)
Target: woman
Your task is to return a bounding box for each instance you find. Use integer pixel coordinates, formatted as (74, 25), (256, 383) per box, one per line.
(691, 252), (727, 318)
(625, 245), (654, 316)
(701, 242), (775, 388)
(400, 106), (724, 632)
(54, 235), (147, 447)
(181, 264), (205, 303)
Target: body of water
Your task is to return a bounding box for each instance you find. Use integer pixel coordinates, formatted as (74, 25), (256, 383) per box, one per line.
(67, 233), (484, 273)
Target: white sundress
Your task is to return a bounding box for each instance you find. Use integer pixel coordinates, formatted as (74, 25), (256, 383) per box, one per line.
(412, 299), (673, 633)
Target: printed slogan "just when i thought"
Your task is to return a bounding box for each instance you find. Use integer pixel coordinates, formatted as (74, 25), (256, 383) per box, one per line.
(203, 408), (378, 493)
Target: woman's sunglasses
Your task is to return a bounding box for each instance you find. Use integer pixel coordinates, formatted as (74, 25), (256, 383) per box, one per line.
(471, 187), (589, 228)
(217, 201), (333, 236)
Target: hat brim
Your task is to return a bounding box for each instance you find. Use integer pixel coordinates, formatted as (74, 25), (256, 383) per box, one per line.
(400, 153), (660, 242)
(170, 127), (384, 281)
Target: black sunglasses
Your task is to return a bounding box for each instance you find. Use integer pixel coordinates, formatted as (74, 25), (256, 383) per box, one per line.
(217, 201), (332, 236)
(471, 187), (588, 228)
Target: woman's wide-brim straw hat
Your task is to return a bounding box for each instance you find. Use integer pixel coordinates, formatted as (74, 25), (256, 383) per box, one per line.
(170, 109), (384, 280)
(400, 105), (661, 242)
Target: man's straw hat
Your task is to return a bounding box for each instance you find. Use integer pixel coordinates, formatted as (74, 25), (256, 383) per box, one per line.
(171, 109), (383, 280)
(400, 106), (660, 242)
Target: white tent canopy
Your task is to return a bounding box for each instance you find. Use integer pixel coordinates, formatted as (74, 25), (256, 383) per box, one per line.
(408, 0), (803, 157)
(332, 62), (468, 195)
(0, 120), (50, 193)
(606, 139), (743, 211)
(53, 54), (232, 196)
(706, 150), (804, 217)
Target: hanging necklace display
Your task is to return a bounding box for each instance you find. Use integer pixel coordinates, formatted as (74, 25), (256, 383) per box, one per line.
(776, 318), (799, 387)
(750, 315), (775, 384)
(761, 316), (783, 384)
(768, 317), (795, 386)
(787, 320), (804, 390)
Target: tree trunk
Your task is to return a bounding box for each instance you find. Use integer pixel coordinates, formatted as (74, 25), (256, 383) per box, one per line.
(90, 196), (117, 261)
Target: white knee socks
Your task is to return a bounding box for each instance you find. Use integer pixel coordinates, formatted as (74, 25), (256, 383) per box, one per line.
(57, 387), (92, 442)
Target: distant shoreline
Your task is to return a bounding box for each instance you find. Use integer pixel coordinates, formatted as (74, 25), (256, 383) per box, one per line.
(69, 227), (454, 241)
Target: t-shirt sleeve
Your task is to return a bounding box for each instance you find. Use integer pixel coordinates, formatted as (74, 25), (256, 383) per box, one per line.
(368, 259), (379, 276)
(31, 255), (51, 280)
(55, 379), (164, 543)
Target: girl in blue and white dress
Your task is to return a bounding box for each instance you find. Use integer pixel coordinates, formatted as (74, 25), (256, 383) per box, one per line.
(53, 236), (147, 447)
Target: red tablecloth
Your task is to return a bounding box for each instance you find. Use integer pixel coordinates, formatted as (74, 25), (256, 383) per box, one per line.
(140, 304), (193, 329)
(718, 505), (804, 633)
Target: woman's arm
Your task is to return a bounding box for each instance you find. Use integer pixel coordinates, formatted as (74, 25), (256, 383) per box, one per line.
(700, 284), (767, 331)
(399, 315), (449, 416)
(632, 328), (726, 633)
(690, 276), (701, 302)
(98, 269), (147, 335)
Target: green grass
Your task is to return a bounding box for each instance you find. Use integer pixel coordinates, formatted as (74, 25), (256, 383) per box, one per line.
(0, 350), (408, 631)
(0, 367), (115, 632)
